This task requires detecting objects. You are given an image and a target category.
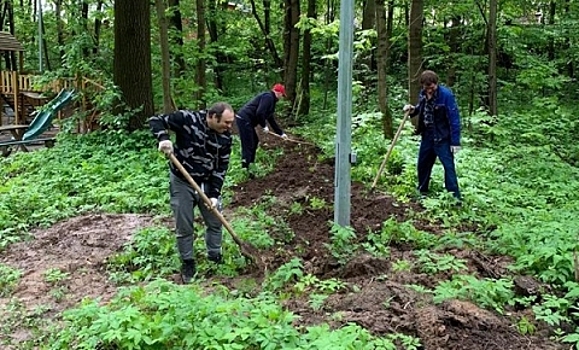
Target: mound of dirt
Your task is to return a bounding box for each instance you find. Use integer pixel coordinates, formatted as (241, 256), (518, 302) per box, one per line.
(230, 134), (563, 350)
(0, 213), (157, 346)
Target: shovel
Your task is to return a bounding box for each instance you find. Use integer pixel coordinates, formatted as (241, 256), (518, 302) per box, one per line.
(370, 110), (411, 190)
(167, 153), (265, 272)
(263, 129), (316, 147)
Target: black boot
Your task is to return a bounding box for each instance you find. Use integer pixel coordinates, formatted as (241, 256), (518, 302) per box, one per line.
(208, 253), (223, 264)
(181, 259), (196, 284)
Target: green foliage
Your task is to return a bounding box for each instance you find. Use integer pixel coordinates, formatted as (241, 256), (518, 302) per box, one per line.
(433, 275), (514, 314)
(380, 218), (437, 250)
(43, 268), (70, 285)
(325, 223), (358, 265)
(414, 250), (468, 275)
(0, 131), (167, 249)
(263, 258), (304, 293)
(107, 226), (180, 283)
(0, 264), (22, 297)
(45, 279), (403, 349)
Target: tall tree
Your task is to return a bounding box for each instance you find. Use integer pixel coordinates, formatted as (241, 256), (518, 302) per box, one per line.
(488, 0), (497, 116)
(155, 0), (173, 113)
(167, 0), (186, 76)
(113, 0), (154, 131)
(249, 0), (283, 69)
(408, 0), (423, 110)
(376, 0), (393, 138)
(207, 0), (227, 91)
(92, 0), (103, 55)
(298, 0), (316, 116)
(195, 0), (207, 109)
(283, 0), (300, 103)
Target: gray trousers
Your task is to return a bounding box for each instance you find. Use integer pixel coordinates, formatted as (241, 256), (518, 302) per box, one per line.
(169, 172), (223, 261)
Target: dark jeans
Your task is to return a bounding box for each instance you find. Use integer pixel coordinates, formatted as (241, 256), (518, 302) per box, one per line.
(169, 172), (223, 261)
(235, 116), (258, 168)
(417, 137), (460, 199)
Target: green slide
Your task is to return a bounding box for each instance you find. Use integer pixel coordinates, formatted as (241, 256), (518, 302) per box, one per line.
(21, 88), (76, 141)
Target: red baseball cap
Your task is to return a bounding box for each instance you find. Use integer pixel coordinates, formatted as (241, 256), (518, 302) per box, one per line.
(272, 83), (286, 97)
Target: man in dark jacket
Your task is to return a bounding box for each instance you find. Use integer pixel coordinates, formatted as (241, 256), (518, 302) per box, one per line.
(404, 70), (461, 200)
(149, 102), (234, 283)
(235, 83), (287, 173)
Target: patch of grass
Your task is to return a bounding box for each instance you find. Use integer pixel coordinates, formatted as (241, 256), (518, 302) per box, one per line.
(0, 263), (22, 297)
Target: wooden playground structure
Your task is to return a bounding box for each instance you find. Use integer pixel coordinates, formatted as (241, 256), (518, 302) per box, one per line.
(0, 32), (102, 155)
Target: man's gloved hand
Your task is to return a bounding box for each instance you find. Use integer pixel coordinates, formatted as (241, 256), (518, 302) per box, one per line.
(403, 104), (415, 113)
(263, 126), (270, 133)
(205, 197), (219, 210)
(450, 146), (461, 154)
(158, 140), (173, 155)
(281, 133), (288, 140)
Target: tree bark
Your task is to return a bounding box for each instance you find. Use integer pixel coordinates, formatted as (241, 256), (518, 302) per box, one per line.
(408, 0), (423, 109)
(54, 0), (65, 61)
(376, 0), (393, 138)
(93, 0), (103, 55)
(249, 0), (283, 69)
(156, 0), (173, 113)
(207, 0), (227, 91)
(488, 0), (497, 117)
(283, 0), (300, 103)
(361, 0), (376, 72)
(447, 16), (461, 87)
(298, 0), (316, 117)
(113, 0), (154, 131)
(195, 0), (207, 109)
(168, 0), (186, 76)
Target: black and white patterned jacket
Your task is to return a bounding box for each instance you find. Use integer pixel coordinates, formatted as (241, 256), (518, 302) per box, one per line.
(149, 110), (232, 198)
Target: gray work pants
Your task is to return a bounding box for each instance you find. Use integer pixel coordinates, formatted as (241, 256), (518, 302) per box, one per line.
(169, 172), (223, 261)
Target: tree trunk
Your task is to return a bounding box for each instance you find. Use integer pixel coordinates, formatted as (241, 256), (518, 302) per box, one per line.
(322, 0), (335, 110)
(283, 0), (300, 103)
(408, 0), (423, 109)
(376, 0), (393, 138)
(54, 0), (64, 61)
(361, 0), (376, 72)
(113, 0), (154, 131)
(488, 0), (497, 117)
(93, 0), (103, 55)
(81, 1), (89, 58)
(372, 0), (394, 138)
(207, 0), (227, 91)
(263, 0), (271, 34)
(447, 16), (461, 87)
(168, 0), (186, 76)
(156, 0), (173, 113)
(249, 0), (283, 69)
(298, 0), (316, 117)
(195, 0), (207, 109)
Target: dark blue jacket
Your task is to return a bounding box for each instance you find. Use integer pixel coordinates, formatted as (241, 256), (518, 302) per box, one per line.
(237, 91), (284, 135)
(411, 85), (461, 146)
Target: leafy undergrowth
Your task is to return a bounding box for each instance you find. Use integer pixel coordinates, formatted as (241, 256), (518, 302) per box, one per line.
(2, 102), (579, 349)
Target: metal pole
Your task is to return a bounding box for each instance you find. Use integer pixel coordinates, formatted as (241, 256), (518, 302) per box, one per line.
(334, 0), (354, 227)
(38, 0), (43, 72)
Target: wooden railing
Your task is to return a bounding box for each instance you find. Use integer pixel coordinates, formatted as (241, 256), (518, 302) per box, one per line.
(0, 70), (104, 127)
(0, 71), (77, 94)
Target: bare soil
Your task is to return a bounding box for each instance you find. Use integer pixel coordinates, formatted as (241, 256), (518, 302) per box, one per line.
(0, 131), (565, 349)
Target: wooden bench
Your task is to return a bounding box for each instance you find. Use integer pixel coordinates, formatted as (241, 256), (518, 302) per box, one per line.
(0, 137), (56, 157)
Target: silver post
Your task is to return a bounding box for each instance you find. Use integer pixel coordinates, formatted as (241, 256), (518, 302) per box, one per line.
(334, 0), (354, 227)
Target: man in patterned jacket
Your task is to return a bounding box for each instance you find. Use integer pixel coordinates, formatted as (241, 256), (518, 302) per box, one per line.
(149, 102), (235, 283)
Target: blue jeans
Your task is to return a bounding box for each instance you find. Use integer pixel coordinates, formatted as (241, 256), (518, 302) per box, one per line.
(417, 137), (460, 199)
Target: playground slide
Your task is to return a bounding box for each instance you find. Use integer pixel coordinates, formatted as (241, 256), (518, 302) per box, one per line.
(21, 89), (75, 141)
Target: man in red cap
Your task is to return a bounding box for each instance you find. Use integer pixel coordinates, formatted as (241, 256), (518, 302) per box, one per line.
(235, 83), (288, 176)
